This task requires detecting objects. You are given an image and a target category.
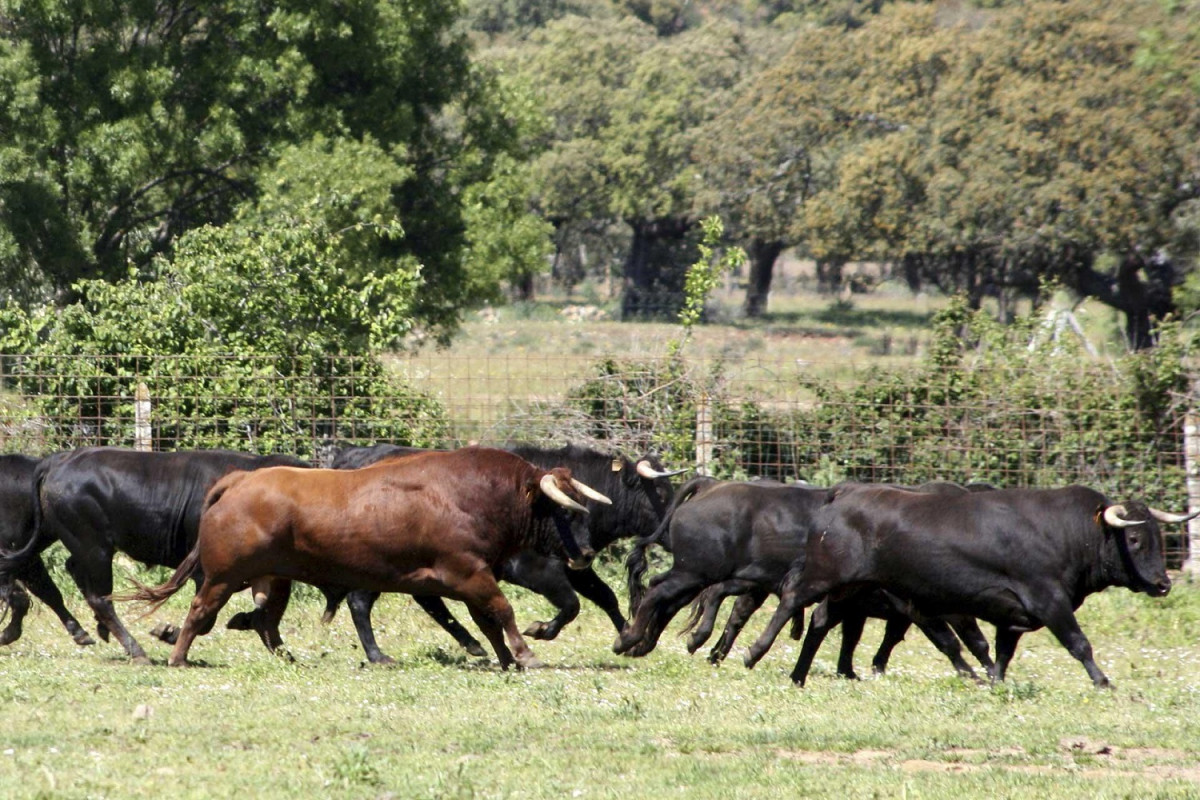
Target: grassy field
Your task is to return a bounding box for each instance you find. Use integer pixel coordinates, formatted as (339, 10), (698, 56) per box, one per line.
(390, 270), (1133, 440)
(1, 567), (1198, 799)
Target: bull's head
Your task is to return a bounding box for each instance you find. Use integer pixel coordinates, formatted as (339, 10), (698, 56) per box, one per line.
(540, 470), (611, 569)
(1102, 501), (1197, 597)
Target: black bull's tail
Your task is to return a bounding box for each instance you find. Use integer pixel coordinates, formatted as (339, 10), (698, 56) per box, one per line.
(625, 475), (720, 617)
(0, 460), (52, 622)
(119, 469), (250, 616)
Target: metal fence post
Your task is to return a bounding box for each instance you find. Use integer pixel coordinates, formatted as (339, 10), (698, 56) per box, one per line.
(134, 382), (152, 452)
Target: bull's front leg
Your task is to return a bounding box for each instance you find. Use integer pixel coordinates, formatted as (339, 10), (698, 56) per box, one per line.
(745, 567), (813, 669)
(458, 571), (543, 670)
(1040, 602), (1112, 689)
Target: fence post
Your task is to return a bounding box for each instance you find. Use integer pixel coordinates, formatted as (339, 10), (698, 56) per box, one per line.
(1184, 368), (1200, 573)
(134, 382), (152, 452)
(695, 393), (712, 476)
(1185, 404), (1200, 575)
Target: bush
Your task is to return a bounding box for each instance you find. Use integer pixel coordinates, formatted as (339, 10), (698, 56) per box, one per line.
(0, 220), (448, 455)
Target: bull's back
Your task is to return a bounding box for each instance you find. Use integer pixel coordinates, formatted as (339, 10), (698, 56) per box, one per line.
(199, 460), (506, 589)
(39, 448), (309, 567)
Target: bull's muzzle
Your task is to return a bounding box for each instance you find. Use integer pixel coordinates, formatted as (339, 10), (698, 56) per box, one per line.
(568, 549), (596, 571)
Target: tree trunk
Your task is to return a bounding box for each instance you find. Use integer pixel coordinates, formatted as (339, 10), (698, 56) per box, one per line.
(743, 239), (784, 318)
(1072, 252), (1176, 351)
(620, 217), (693, 320)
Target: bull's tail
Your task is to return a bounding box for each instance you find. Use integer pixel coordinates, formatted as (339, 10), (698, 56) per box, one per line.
(120, 543), (203, 617)
(203, 469), (252, 514)
(679, 584), (721, 635)
(625, 475), (719, 616)
(0, 461), (53, 623)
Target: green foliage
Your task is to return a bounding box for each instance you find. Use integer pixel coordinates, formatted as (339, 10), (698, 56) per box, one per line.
(0, 220), (447, 454)
(787, 296), (1193, 506)
(0, 0), (532, 340)
(671, 216), (746, 351)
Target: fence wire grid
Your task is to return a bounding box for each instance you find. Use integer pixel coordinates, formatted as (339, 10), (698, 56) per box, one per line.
(1, 351), (1196, 567)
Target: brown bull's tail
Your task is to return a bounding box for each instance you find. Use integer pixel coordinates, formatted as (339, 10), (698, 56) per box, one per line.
(118, 541), (203, 617)
(625, 475), (720, 617)
(204, 469), (252, 514)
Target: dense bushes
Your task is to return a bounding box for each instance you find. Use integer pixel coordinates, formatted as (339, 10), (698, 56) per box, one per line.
(550, 297), (1193, 514)
(0, 221), (448, 456)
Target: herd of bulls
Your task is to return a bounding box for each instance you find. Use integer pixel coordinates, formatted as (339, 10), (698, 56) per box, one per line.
(0, 443), (1192, 688)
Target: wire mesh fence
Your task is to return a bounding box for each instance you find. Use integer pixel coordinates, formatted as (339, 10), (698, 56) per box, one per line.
(1, 350), (1196, 567)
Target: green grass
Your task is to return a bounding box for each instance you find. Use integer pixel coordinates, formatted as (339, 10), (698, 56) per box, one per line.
(2, 570), (1199, 799)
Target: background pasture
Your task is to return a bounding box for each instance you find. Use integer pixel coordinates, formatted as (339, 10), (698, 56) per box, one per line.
(0, 568), (1197, 799)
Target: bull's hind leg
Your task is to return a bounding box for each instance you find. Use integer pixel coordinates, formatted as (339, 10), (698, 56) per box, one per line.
(613, 571), (707, 657)
(708, 590), (767, 665)
(685, 579), (760, 655)
(790, 599), (855, 686)
(745, 569), (826, 671)
(64, 554), (149, 664)
(253, 578), (293, 659)
(18, 560), (94, 646)
(169, 580), (237, 667)
(912, 618), (980, 682)
(948, 616), (994, 674)
(566, 565), (627, 634)
(0, 585), (30, 646)
(870, 616), (912, 675)
(412, 595), (488, 658)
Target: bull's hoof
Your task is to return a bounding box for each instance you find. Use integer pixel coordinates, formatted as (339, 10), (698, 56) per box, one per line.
(66, 622), (96, 646)
(463, 642), (488, 658)
(224, 612), (253, 631)
(366, 654), (397, 666)
(0, 625), (21, 646)
(149, 622), (180, 645)
(131, 654), (152, 666)
(522, 621), (560, 641)
(707, 650), (726, 666)
(518, 656), (547, 670)
(743, 647), (766, 669)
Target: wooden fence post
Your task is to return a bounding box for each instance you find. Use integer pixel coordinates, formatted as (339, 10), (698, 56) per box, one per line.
(134, 382), (152, 452)
(1185, 404), (1200, 575)
(695, 393), (713, 476)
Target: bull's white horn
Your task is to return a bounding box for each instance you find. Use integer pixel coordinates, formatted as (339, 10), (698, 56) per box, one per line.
(570, 478), (612, 505)
(541, 474), (588, 514)
(635, 460), (689, 480)
(1149, 507), (1200, 524)
(1103, 505), (1146, 528)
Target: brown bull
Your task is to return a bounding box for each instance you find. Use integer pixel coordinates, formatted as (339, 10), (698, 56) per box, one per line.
(130, 447), (610, 668)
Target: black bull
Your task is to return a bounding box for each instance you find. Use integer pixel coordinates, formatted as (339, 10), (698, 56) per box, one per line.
(0, 454), (93, 648)
(615, 478), (993, 680)
(0, 448), (313, 662)
(287, 443), (680, 664)
(744, 483), (1193, 687)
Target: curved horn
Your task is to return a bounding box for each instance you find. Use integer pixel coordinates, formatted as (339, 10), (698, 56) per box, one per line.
(1149, 507), (1200, 524)
(571, 478), (612, 505)
(1103, 505), (1146, 529)
(635, 460), (690, 480)
(540, 474), (588, 514)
